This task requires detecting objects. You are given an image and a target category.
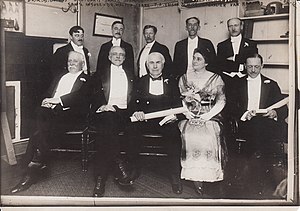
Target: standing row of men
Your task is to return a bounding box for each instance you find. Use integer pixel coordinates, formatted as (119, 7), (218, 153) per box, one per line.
(10, 16), (287, 197)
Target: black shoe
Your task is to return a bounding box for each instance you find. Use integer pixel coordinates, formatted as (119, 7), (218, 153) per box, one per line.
(193, 181), (203, 196)
(114, 159), (134, 186)
(93, 176), (106, 197)
(10, 162), (47, 194)
(171, 175), (183, 194)
(10, 174), (36, 194)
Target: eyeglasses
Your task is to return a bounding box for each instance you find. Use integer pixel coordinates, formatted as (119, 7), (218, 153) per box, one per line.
(245, 65), (261, 70)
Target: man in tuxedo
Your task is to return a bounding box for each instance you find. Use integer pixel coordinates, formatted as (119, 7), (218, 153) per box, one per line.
(234, 53), (287, 195)
(96, 21), (134, 74)
(173, 16), (216, 80)
(91, 46), (135, 197)
(128, 52), (183, 194)
(137, 25), (172, 78)
(11, 51), (91, 194)
(51, 26), (91, 77)
(217, 18), (258, 75)
(235, 53), (287, 153)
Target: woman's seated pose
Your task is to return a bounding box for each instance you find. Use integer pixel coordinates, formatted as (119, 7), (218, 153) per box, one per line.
(178, 47), (227, 196)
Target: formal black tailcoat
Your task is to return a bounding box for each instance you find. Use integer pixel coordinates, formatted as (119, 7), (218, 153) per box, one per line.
(96, 40), (134, 75)
(217, 37), (258, 73)
(51, 43), (90, 77)
(137, 41), (173, 78)
(173, 36), (216, 79)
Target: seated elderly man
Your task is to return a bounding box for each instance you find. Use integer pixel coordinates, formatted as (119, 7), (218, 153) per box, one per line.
(90, 46), (135, 197)
(127, 52), (183, 194)
(233, 53), (288, 196)
(11, 51), (91, 194)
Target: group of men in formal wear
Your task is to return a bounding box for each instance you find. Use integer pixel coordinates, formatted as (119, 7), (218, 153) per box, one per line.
(10, 16), (287, 197)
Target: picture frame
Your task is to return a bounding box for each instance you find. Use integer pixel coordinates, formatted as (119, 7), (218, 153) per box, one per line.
(0, 0), (24, 33)
(93, 13), (123, 37)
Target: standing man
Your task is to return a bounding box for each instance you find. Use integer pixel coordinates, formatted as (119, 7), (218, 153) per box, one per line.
(173, 17), (216, 80)
(137, 25), (172, 78)
(91, 46), (135, 197)
(217, 18), (258, 76)
(10, 51), (91, 194)
(51, 26), (90, 77)
(96, 21), (134, 74)
(128, 52), (183, 194)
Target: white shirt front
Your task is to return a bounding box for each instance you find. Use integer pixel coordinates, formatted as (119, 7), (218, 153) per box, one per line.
(53, 71), (83, 99)
(247, 74), (261, 111)
(230, 34), (242, 61)
(112, 38), (121, 46)
(108, 64), (128, 109)
(139, 41), (155, 77)
(149, 76), (164, 95)
(70, 41), (87, 71)
(187, 37), (198, 73)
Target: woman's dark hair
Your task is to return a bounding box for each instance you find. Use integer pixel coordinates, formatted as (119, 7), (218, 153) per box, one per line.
(193, 47), (212, 64)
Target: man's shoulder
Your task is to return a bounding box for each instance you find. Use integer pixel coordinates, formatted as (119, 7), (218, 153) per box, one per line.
(121, 39), (133, 49)
(175, 38), (188, 46)
(55, 43), (72, 54)
(217, 38), (230, 46)
(198, 36), (213, 45)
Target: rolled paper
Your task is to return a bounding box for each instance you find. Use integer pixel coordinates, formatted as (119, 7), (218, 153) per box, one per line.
(130, 106), (188, 122)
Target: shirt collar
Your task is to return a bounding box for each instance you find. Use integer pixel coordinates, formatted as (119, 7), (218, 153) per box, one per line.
(231, 34), (242, 43)
(112, 38), (121, 46)
(71, 41), (83, 49)
(111, 64), (123, 70)
(247, 74), (261, 81)
(188, 37), (198, 43)
(146, 40), (155, 48)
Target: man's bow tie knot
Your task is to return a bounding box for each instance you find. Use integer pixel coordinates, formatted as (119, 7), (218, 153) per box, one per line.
(150, 76), (162, 81)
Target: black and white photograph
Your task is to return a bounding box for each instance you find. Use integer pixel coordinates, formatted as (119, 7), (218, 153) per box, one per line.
(0, 0), (299, 208)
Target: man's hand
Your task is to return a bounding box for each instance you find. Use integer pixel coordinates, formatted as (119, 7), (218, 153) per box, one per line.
(41, 98), (60, 108)
(183, 111), (195, 120)
(96, 104), (116, 113)
(245, 110), (256, 120)
(226, 56), (235, 61)
(263, 109), (277, 119)
(133, 111), (145, 121)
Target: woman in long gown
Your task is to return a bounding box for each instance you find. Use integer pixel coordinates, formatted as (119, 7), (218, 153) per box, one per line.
(178, 47), (227, 195)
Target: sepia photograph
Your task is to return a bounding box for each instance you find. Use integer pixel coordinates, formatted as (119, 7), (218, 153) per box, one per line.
(0, 0), (299, 208)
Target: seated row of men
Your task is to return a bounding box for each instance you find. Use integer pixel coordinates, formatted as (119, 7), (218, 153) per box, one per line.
(11, 44), (287, 197)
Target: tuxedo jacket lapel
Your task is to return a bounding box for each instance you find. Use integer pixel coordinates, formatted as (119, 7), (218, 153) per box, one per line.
(259, 75), (270, 109)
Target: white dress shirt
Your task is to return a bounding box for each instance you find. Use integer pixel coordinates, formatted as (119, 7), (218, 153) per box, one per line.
(108, 64), (128, 109)
(149, 76), (164, 95)
(70, 41), (87, 71)
(247, 74), (261, 111)
(112, 38), (121, 46)
(139, 41), (155, 77)
(187, 37), (198, 73)
(230, 34), (242, 61)
(52, 70), (83, 109)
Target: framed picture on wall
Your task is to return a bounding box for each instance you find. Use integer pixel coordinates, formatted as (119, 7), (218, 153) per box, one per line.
(1, 0), (24, 33)
(93, 13), (123, 37)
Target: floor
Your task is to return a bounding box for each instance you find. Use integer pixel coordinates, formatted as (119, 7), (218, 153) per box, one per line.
(1, 148), (287, 203)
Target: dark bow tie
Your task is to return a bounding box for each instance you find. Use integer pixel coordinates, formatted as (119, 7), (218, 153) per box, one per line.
(150, 76), (162, 81)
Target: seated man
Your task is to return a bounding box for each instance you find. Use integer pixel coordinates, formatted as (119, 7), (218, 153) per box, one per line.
(11, 51), (91, 194)
(91, 46), (135, 197)
(128, 52), (183, 194)
(234, 53), (288, 195)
